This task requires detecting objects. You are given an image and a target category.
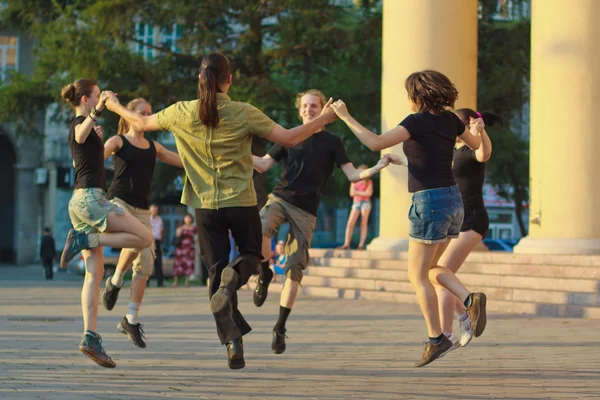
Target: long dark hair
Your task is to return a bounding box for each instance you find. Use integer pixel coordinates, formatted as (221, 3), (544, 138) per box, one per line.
(198, 53), (231, 128)
(405, 70), (458, 114)
(454, 108), (504, 127)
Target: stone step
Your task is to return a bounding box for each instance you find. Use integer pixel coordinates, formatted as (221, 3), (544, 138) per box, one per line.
(244, 273), (600, 307)
(244, 280), (600, 319)
(304, 266), (600, 294)
(308, 258), (600, 280)
(309, 248), (600, 267)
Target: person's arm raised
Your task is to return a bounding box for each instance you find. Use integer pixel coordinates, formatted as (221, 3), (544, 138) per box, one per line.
(459, 118), (483, 152)
(105, 94), (162, 132)
(340, 158), (390, 183)
(332, 100), (410, 151)
(74, 92), (110, 144)
(253, 155), (276, 173)
(473, 120), (492, 162)
(265, 98), (338, 147)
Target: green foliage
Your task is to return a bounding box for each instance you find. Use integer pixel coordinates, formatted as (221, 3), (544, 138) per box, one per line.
(0, 0), (382, 203)
(477, 5), (531, 235)
(0, 0), (531, 228)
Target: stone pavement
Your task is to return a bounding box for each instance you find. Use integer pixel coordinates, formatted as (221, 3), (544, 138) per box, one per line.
(1, 267), (599, 399)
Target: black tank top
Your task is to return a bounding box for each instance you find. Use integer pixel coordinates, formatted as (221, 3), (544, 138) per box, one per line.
(453, 145), (485, 208)
(107, 136), (156, 209)
(69, 115), (107, 190)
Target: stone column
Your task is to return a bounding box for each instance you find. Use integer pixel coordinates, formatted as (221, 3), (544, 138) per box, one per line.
(514, 0), (600, 254)
(14, 163), (41, 265)
(368, 0), (479, 251)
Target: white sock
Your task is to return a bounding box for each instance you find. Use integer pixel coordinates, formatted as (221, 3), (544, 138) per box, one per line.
(126, 302), (141, 325)
(111, 269), (126, 288)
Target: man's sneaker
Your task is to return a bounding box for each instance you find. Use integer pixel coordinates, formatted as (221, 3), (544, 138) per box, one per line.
(210, 266), (239, 313)
(272, 329), (287, 354)
(439, 333), (460, 359)
(227, 338), (245, 370)
(102, 277), (121, 311)
(60, 229), (90, 268)
(79, 332), (116, 368)
(466, 293), (487, 338)
(117, 316), (146, 348)
(414, 335), (452, 368)
(253, 267), (273, 307)
(458, 314), (474, 347)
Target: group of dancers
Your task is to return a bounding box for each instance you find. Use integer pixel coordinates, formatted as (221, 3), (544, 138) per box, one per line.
(59, 52), (497, 370)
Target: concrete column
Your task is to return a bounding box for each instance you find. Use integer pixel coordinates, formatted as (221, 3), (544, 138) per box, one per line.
(14, 164), (41, 265)
(514, 0), (600, 254)
(368, 0), (479, 251)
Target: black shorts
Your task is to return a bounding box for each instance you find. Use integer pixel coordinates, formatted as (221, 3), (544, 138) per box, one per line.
(460, 205), (489, 237)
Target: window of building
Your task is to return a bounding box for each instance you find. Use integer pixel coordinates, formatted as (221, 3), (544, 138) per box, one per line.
(135, 23), (155, 60)
(161, 24), (181, 53)
(0, 36), (18, 81)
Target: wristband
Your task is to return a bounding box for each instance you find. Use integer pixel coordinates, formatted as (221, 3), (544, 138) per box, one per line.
(91, 107), (102, 117)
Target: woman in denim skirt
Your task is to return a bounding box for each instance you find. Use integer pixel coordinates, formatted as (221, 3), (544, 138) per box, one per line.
(60, 80), (153, 368)
(332, 70), (488, 367)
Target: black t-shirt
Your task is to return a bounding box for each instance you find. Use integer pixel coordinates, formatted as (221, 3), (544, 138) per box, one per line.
(453, 145), (485, 208)
(69, 115), (107, 190)
(107, 136), (157, 209)
(270, 130), (351, 216)
(400, 111), (466, 193)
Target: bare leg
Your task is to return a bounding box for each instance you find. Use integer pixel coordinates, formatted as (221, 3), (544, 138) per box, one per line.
(280, 278), (300, 309)
(115, 249), (138, 276)
(185, 275), (190, 287)
(435, 230), (483, 333)
(172, 275), (179, 287)
(340, 209), (360, 249)
(407, 240), (449, 337)
(358, 208), (371, 248)
(130, 277), (146, 304)
(262, 235), (271, 261)
(81, 247), (104, 332)
(98, 211), (153, 250)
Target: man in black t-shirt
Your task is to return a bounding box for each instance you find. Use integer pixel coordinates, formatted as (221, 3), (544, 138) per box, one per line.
(252, 89), (390, 354)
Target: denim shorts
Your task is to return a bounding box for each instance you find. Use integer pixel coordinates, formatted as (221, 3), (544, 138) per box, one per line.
(408, 185), (464, 244)
(68, 188), (123, 234)
(351, 200), (371, 212)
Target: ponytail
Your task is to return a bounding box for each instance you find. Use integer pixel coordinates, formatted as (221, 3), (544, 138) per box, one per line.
(198, 67), (219, 128)
(455, 108), (504, 128)
(197, 53), (231, 128)
(61, 78), (97, 108)
(478, 111), (504, 127)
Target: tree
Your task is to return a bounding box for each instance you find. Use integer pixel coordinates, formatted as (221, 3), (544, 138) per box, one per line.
(477, 1), (531, 236)
(0, 0), (383, 204)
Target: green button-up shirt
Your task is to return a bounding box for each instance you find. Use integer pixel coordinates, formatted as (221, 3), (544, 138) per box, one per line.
(156, 93), (276, 209)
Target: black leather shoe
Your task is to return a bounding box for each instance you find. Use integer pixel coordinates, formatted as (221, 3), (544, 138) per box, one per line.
(253, 268), (273, 307)
(227, 338), (245, 369)
(272, 329), (287, 354)
(102, 277), (121, 311)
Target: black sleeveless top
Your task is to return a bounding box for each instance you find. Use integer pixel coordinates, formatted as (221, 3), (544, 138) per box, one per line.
(107, 136), (157, 209)
(69, 115), (107, 190)
(453, 145), (485, 208)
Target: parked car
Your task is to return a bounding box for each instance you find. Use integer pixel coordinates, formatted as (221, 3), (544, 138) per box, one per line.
(482, 239), (518, 251)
